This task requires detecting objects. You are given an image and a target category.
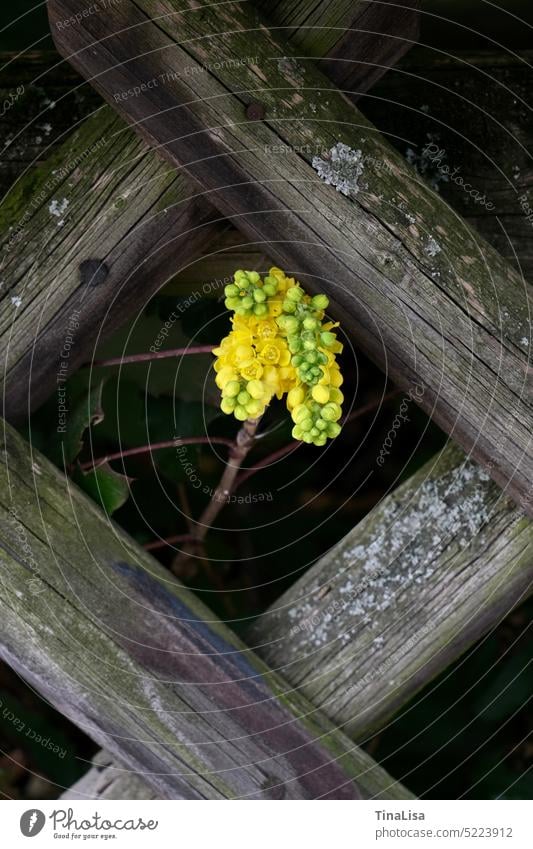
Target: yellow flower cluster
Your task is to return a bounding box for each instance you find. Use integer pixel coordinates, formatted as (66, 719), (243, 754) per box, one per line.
(213, 268), (344, 445)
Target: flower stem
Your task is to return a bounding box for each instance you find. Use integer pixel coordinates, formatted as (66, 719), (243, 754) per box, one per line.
(171, 417), (261, 571)
(92, 345), (214, 368)
(144, 533), (194, 552)
(80, 436), (234, 471)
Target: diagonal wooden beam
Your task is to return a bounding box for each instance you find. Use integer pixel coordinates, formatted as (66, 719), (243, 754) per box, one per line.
(0, 416), (411, 800)
(251, 443), (533, 740)
(1, 0), (419, 423)
(62, 441), (533, 799)
(319, 0), (421, 94)
(49, 0), (533, 515)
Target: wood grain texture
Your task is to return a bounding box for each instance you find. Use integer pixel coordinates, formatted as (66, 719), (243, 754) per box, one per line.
(0, 105), (225, 422)
(61, 440), (533, 799)
(0, 417), (411, 799)
(363, 48), (533, 283)
(62, 751), (158, 799)
(0, 52), (100, 196)
(49, 0), (533, 516)
(60, 442), (533, 798)
(1, 0), (418, 422)
(250, 443), (533, 740)
(320, 0), (421, 94)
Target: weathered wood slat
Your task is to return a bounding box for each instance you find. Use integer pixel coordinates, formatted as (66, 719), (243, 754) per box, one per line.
(65, 445), (533, 799)
(0, 106), (225, 421)
(63, 751), (158, 800)
(0, 51), (100, 196)
(250, 443), (533, 740)
(1, 0), (418, 422)
(4, 48), (524, 303)
(363, 48), (533, 283)
(0, 417), (411, 800)
(319, 0), (421, 94)
(50, 0), (533, 516)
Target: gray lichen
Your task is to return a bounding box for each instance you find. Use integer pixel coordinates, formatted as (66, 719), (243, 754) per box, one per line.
(312, 142), (364, 197)
(425, 236), (442, 257)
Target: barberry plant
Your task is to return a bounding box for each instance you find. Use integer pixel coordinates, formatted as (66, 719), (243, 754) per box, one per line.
(213, 267), (344, 445)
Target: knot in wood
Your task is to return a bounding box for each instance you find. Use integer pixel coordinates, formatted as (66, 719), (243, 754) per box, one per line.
(79, 259), (109, 288)
(245, 102), (265, 121)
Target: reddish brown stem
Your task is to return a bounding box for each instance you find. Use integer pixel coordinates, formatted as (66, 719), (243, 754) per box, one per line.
(144, 533), (194, 552)
(92, 345), (214, 368)
(81, 436), (233, 471)
(172, 418), (261, 571)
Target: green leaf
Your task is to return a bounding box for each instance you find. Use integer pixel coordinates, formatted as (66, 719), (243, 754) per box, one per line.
(73, 462), (132, 515)
(62, 380), (106, 463)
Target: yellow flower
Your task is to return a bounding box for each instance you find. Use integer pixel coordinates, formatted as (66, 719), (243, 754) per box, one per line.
(241, 359), (264, 381)
(213, 267), (344, 444)
(254, 319), (278, 340)
(257, 338), (291, 367)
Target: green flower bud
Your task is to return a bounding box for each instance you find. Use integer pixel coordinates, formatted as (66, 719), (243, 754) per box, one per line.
(321, 403), (341, 422)
(234, 405), (248, 421)
(247, 379), (264, 399)
(253, 288), (267, 302)
(284, 316), (300, 333)
(220, 398), (236, 414)
(286, 286), (303, 302)
(241, 296), (254, 309)
(320, 331), (336, 347)
(253, 303), (268, 316)
(321, 404), (336, 422)
(237, 390), (251, 405)
(225, 283), (239, 297)
(311, 294), (329, 310)
(225, 380), (241, 398)
(246, 399), (263, 417)
(303, 316), (318, 331)
(282, 300), (296, 313)
(293, 406), (309, 424)
(327, 422), (342, 438)
(248, 271), (261, 284)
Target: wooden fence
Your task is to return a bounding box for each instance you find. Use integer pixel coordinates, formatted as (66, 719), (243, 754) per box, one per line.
(0, 0), (530, 799)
